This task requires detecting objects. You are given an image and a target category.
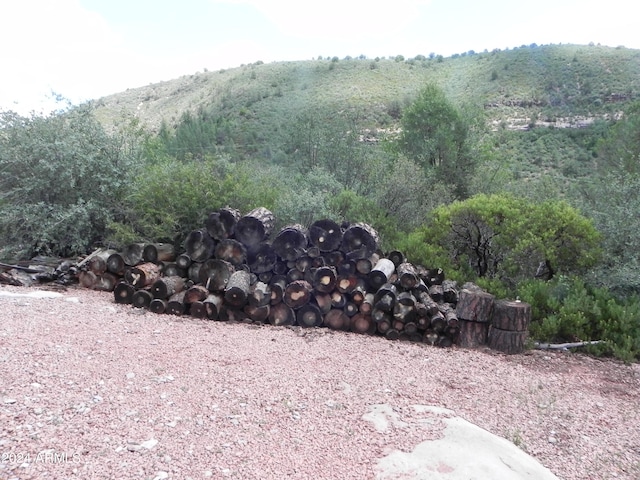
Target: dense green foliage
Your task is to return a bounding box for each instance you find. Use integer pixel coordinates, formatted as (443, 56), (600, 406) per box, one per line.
(0, 106), (143, 258)
(3, 44), (640, 360)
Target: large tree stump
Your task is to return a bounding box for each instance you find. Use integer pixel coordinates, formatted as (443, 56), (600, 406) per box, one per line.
(491, 299), (532, 331)
(235, 207), (275, 247)
(455, 289), (495, 323)
(458, 320), (489, 348)
(205, 207), (241, 241)
(488, 326), (528, 354)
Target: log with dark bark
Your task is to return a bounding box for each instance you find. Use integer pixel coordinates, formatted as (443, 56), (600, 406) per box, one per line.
(244, 303), (270, 323)
(284, 280), (313, 309)
(355, 253), (379, 275)
(324, 308), (350, 330)
(235, 207), (274, 247)
(272, 224), (308, 261)
(214, 239), (247, 266)
(312, 292), (333, 314)
(114, 281), (135, 304)
(246, 243), (277, 274)
(175, 253), (192, 271)
(78, 271), (98, 289)
(487, 325), (528, 354)
(218, 305), (249, 322)
(385, 329), (400, 341)
(336, 274), (358, 294)
(225, 270), (251, 307)
(199, 259), (234, 292)
(107, 253), (126, 275)
(350, 313), (376, 335)
(295, 255), (314, 273)
(203, 293), (224, 320)
(330, 291), (347, 309)
(442, 279), (459, 304)
(286, 268), (305, 283)
(457, 320), (489, 348)
(124, 262), (161, 288)
(430, 310), (447, 333)
(343, 301), (359, 317)
(491, 299), (531, 331)
(166, 291), (187, 316)
(150, 276), (186, 300)
(269, 302), (296, 326)
(313, 266), (337, 293)
(376, 316), (392, 335)
(428, 284), (444, 303)
(337, 260), (357, 276)
(296, 303), (323, 328)
(184, 229), (216, 263)
(188, 262), (203, 284)
(132, 289), (153, 309)
(386, 250), (405, 267)
(269, 275), (287, 305)
(359, 293), (375, 315)
(396, 262), (419, 290)
(161, 263), (185, 278)
(341, 222), (379, 260)
(184, 285), (209, 304)
(424, 268), (445, 286)
(143, 243), (176, 263)
(248, 281), (271, 307)
(374, 283), (397, 312)
(205, 207), (241, 241)
(368, 258), (396, 290)
(93, 273), (119, 292)
(309, 219), (343, 252)
(455, 289), (495, 323)
(122, 243), (146, 266)
(87, 249), (117, 275)
(189, 300), (208, 319)
(149, 298), (167, 315)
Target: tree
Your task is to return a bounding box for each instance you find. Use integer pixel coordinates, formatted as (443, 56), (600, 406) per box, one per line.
(595, 100), (640, 175)
(399, 194), (601, 290)
(395, 84), (474, 198)
(0, 106), (143, 259)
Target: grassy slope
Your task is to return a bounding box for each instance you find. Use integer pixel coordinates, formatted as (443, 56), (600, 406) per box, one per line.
(92, 44), (640, 135)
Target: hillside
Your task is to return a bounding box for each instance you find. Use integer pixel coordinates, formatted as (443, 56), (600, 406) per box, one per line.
(91, 43), (640, 137)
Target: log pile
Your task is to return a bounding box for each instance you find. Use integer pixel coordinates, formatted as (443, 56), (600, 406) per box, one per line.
(76, 207), (467, 347)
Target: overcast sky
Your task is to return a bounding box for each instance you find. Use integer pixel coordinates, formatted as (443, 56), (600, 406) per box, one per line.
(1, 0), (638, 115)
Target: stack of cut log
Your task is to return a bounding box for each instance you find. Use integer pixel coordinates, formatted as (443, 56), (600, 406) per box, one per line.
(90, 206), (465, 347)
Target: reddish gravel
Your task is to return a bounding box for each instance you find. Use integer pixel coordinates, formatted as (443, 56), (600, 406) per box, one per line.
(0, 285), (639, 480)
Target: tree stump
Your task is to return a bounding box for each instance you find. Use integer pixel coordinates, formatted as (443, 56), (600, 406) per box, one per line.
(487, 326), (528, 355)
(487, 299), (532, 354)
(458, 320), (489, 348)
(455, 289), (495, 323)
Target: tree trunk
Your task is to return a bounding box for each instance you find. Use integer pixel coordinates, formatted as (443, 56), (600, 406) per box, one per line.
(244, 304), (270, 323)
(386, 250), (405, 267)
(487, 325), (528, 354)
(184, 285), (209, 304)
(143, 243), (176, 263)
(428, 284), (444, 302)
(269, 302), (296, 326)
(125, 262), (161, 288)
(188, 262), (203, 284)
(205, 207), (241, 240)
(149, 298), (167, 315)
(203, 293), (224, 320)
(355, 253), (379, 275)
(235, 207), (274, 247)
(341, 222), (379, 260)
(296, 303), (323, 327)
(150, 276), (186, 300)
(214, 239), (247, 266)
(368, 258), (396, 290)
(374, 283), (397, 312)
(225, 270), (251, 307)
(249, 281), (271, 307)
(312, 291), (333, 314)
(184, 229), (216, 263)
(166, 291), (187, 316)
(284, 279), (312, 309)
(442, 279), (459, 304)
(199, 259), (234, 292)
(272, 224), (309, 261)
(87, 249), (117, 275)
(491, 299), (531, 331)
(246, 243), (277, 274)
(309, 219), (343, 252)
(350, 313), (376, 335)
(313, 266), (337, 293)
(456, 289), (496, 323)
(396, 262), (419, 290)
(132, 289), (153, 309)
(269, 275), (287, 305)
(78, 270), (97, 289)
(107, 252), (126, 276)
(161, 263), (185, 278)
(324, 308), (350, 330)
(122, 243), (146, 266)
(94, 273), (118, 292)
(113, 281), (135, 304)
(175, 253), (192, 270)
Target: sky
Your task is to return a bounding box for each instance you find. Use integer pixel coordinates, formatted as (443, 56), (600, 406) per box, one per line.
(1, 0), (638, 115)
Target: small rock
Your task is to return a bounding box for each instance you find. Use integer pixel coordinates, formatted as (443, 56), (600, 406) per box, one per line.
(126, 372), (135, 379)
(153, 472), (169, 480)
(3, 398), (17, 404)
(140, 438), (158, 449)
(548, 436), (557, 444)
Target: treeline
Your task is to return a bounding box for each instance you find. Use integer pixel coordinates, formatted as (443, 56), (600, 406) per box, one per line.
(1, 88), (640, 360)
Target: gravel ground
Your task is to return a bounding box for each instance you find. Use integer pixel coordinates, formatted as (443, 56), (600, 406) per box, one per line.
(0, 285), (638, 480)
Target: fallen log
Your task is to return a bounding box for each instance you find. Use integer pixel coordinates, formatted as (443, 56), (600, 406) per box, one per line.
(114, 281), (135, 304)
(368, 258), (396, 290)
(149, 298), (167, 314)
(166, 291), (187, 316)
(244, 303), (270, 323)
(341, 222), (379, 260)
(313, 266), (337, 293)
(272, 224), (308, 261)
(247, 243), (277, 274)
(284, 279), (313, 309)
(309, 219), (343, 252)
(199, 259), (234, 292)
(269, 302), (296, 326)
(143, 243), (176, 263)
(396, 262), (420, 290)
(132, 289), (153, 309)
(214, 239), (247, 266)
(150, 276), (185, 300)
(124, 262), (161, 288)
(225, 270), (251, 307)
(534, 340), (603, 350)
(184, 229), (216, 263)
(296, 302), (323, 328)
(106, 253), (126, 276)
(324, 308), (350, 330)
(122, 243), (146, 266)
(184, 285), (210, 304)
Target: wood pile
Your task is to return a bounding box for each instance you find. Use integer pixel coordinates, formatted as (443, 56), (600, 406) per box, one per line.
(78, 207), (466, 347)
